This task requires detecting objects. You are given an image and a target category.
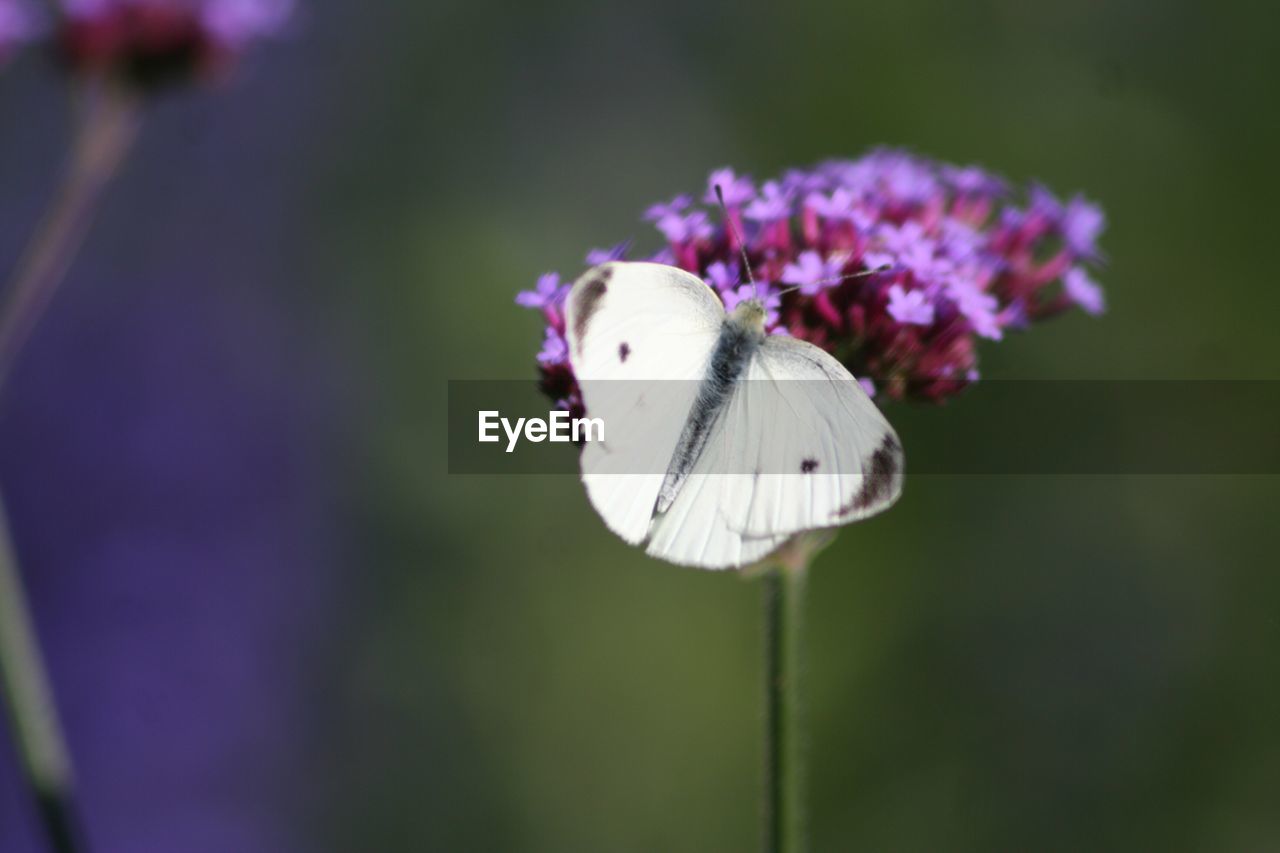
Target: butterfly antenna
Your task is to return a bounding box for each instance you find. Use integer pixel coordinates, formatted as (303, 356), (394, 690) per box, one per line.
(775, 264), (893, 297)
(714, 183), (758, 299)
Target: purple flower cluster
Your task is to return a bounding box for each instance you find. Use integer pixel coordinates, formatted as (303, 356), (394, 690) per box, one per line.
(520, 150), (1105, 408)
(57, 0), (292, 87)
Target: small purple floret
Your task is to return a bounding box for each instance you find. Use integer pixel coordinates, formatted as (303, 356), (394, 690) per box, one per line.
(515, 272), (565, 309)
(781, 251), (844, 296)
(704, 167), (756, 207)
(1063, 267), (1105, 315)
(584, 242), (629, 266)
(744, 181), (793, 223)
(536, 328), (568, 364)
(1062, 195), (1106, 259)
(655, 210), (712, 244)
(643, 194), (691, 222)
(886, 284), (935, 326)
(704, 260), (739, 292)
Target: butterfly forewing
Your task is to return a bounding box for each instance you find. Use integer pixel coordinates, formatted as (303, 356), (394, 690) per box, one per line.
(565, 262), (723, 544)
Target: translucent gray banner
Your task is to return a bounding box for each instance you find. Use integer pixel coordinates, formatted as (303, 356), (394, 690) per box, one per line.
(447, 380), (1280, 475)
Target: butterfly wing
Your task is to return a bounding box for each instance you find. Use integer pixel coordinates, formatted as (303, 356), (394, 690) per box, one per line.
(735, 335), (904, 536)
(644, 464), (794, 569)
(646, 334), (902, 569)
(565, 262), (725, 544)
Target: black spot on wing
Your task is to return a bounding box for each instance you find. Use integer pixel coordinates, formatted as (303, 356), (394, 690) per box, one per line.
(571, 265), (613, 354)
(619, 342), (630, 362)
(837, 434), (902, 517)
(800, 458), (818, 473)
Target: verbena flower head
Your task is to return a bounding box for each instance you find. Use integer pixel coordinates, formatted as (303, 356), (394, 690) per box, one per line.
(0, 0), (40, 61)
(57, 0), (292, 88)
(519, 149), (1105, 408)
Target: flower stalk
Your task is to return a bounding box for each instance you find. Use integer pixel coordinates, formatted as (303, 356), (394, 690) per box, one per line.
(0, 6), (288, 852)
(0, 496), (86, 853)
(0, 84), (140, 386)
(0, 83), (140, 853)
(759, 530), (834, 853)
(763, 564), (807, 853)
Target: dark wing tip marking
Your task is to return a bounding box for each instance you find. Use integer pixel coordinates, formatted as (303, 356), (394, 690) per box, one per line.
(619, 341), (631, 362)
(838, 434), (903, 517)
(571, 266), (613, 354)
(800, 458), (819, 473)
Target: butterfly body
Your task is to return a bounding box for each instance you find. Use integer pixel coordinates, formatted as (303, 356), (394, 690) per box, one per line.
(657, 300), (766, 513)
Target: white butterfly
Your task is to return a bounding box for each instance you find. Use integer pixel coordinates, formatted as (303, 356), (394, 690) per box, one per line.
(565, 261), (903, 570)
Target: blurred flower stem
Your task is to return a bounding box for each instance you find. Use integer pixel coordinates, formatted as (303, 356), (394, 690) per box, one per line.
(0, 82), (141, 853)
(0, 84), (140, 385)
(761, 530), (833, 853)
(0, 501), (85, 853)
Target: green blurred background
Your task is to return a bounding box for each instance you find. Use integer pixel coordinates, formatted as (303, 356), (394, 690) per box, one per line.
(6, 0), (1280, 850)
(325, 1), (1280, 850)
(318, 1), (1280, 850)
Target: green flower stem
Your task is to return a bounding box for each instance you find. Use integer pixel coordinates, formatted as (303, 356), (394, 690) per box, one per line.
(760, 530), (833, 853)
(763, 563), (809, 853)
(0, 84), (141, 853)
(0, 499), (85, 853)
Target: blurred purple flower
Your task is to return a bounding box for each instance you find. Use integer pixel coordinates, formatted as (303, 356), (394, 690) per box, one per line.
(875, 149), (940, 203)
(58, 0), (294, 88)
(0, 0), (39, 58)
(1063, 266), (1105, 315)
(703, 260), (739, 292)
(942, 164), (1007, 197)
(703, 167), (755, 207)
(875, 220), (928, 256)
(744, 181), (793, 223)
(584, 241), (630, 266)
(536, 327), (567, 364)
(781, 168), (829, 196)
(1028, 183), (1064, 220)
(898, 239), (953, 280)
(520, 150), (1107, 403)
(200, 0), (292, 46)
(1062, 195), (1106, 259)
(805, 187), (860, 222)
(643, 194), (690, 222)
(886, 284), (934, 326)
(655, 209), (712, 244)
(781, 250), (844, 296)
(514, 272), (565, 310)
(948, 280), (1003, 340)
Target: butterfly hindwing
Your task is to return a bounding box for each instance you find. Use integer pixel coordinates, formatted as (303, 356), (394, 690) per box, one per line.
(645, 335), (902, 569)
(734, 335), (903, 537)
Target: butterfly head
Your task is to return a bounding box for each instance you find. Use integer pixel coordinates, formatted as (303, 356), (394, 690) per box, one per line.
(729, 298), (768, 337)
